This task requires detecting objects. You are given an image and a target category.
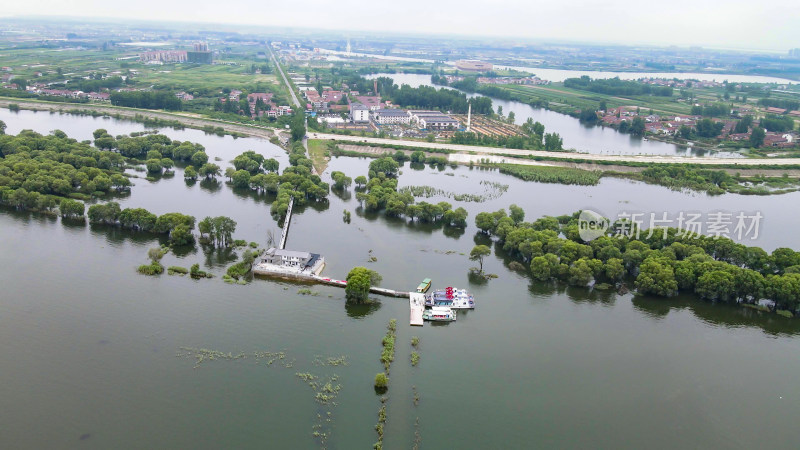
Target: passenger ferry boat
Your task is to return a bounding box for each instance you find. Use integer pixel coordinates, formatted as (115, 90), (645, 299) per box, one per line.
(422, 306), (457, 322)
(424, 287), (475, 309)
(416, 278), (432, 293)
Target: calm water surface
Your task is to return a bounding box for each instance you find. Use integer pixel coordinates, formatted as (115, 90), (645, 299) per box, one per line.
(1, 110), (799, 449)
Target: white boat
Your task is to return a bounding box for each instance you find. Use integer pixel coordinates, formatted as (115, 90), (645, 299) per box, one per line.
(425, 287), (475, 309)
(422, 306), (457, 322)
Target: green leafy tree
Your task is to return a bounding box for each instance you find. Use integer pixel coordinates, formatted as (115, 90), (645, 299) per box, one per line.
(161, 158), (174, 172)
(146, 158), (162, 173)
(263, 158), (280, 173)
(543, 132), (563, 151)
(369, 157), (399, 178)
(695, 270), (736, 302)
(531, 256), (552, 281)
(331, 171), (353, 189)
(199, 163), (221, 179)
(629, 117), (646, 136)
(509, 204), (525, 224)
(59, 198), (85, 218)
(345, 266), (373, 303)
(568, 258), (594, 286)
(232, 170), (251, 188)
(169, 224), (194, 246)
(603, 258), (625, 282)
(191, 151), (209, 167)
(184, 166), (197, 180)
(470, 245), (491, 273)
(635, 259), (678, 297)
(749, 127), (765, 148)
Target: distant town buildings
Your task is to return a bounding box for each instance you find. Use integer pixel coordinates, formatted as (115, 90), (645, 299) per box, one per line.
(455, 60), (493, 72)
(187, 42), (213, 64)
(140, 51), (187, 63)
(139, 42), (212, 64)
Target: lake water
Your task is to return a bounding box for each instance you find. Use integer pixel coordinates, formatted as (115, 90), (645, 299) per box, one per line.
(492, 66), (797, 85)
(365, 73), (742, 157)
(2, 109), (800, 449)
(318, 47), (797, 84)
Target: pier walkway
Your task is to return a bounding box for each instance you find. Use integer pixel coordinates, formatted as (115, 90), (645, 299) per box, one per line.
(409, 293), (425, 326)
(278, 197), (294, 250)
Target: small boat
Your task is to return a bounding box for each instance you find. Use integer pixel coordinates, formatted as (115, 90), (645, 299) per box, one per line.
(422, 306), (457, 322)
(425, 287), (475, 309)
(416, 278), (432, 293)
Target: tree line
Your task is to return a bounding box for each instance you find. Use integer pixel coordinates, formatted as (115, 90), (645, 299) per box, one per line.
(110, 91), (182, 111)
(476, 207), (800, 315)
(0, 130), (130, 205)
(87, 202), (196, 245)
(564, 76), (673, 97)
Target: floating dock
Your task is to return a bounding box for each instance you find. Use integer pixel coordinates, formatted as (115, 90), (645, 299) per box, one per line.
(409, 293), (425, 326)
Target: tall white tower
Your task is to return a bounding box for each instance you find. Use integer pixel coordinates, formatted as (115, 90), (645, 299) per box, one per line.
(466, 103), (471, 132)
(346, 38), (352, 56)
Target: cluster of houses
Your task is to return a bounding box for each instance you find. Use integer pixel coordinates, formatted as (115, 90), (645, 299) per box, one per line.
(441, 75), (549, 86)
(764, 107), (800, 118)
(303, 86), (460, 131)
(638, 78), (724, 88)
(221, 89), (293, 119)
(599, 106), (798, 148)
(2, 83), (112, 101)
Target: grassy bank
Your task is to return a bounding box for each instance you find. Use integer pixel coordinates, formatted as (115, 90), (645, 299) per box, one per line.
(306, 139), (330, 174)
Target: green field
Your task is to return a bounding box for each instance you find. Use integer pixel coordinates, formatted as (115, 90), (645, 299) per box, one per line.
(496, 84), (694, 116)
(307, 139), (330, 174)
(137, 64), (279, 92)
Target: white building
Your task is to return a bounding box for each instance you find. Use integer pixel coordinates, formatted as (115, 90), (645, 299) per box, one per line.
(373, 109), (411, 125)
(417, 116), (459, 130)
(409, 110), (460, 130)
(350, 103), (369, 123)
(261, 248), (312, 268)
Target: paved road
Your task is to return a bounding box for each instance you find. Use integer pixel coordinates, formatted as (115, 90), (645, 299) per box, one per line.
(269, 46), (300, 108)
(309, 132), (800, 166)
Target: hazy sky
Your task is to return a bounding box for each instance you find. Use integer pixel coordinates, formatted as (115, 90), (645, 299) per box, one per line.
(4, 0), (799, 51)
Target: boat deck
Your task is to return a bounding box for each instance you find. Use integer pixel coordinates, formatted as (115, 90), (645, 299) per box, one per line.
(409, 293), (425, 326)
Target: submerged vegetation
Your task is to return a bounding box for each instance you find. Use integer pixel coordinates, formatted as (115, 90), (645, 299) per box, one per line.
(380, 319), (397, 374)
(356, 158), (469, 228)
(137, 246), (168, 275)
(497, 164), (601, 185)
(225, 249), (256, 281)
(373, 319), (397, 450)
(398, 180), (508, 203)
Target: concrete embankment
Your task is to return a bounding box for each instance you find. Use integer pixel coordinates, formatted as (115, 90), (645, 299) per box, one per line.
(311, 132), (800, 167)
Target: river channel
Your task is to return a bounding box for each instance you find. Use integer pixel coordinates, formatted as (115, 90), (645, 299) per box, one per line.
(1, 108), (799, 449)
